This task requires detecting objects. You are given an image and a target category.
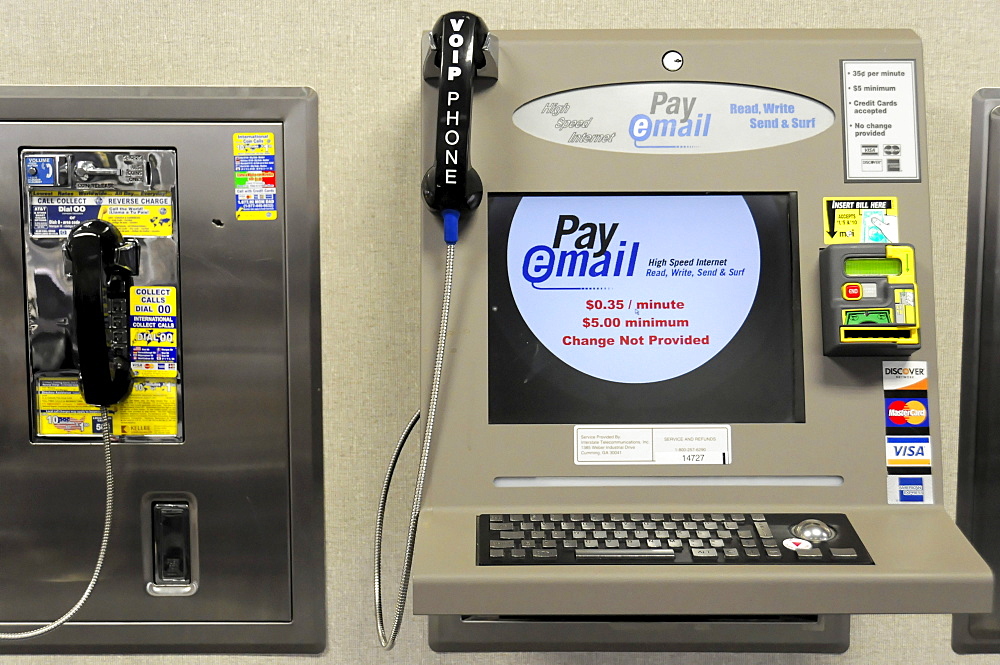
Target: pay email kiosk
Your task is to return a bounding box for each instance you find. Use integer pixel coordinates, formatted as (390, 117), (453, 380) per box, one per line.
(410, 19), (993, 652)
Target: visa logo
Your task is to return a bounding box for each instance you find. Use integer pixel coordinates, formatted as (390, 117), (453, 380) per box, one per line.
(893, 445), (925, 457)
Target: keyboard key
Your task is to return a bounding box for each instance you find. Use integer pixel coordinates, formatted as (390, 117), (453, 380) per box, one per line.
(667, 539), (683, 548)
(540, 522), (556, 530)
(689, 539), (704, 548)
(531, 531), (546, 539)
(634, 530), (648, 539)
(572, 530), (587, 539)
(549, 514), (564, 521)
(831, 548), (858, 560)
(489, 522), (514, 531)
(654, 530), (670, 539)
(500, 531), (524, 539)
(724, 548), (739, 559)
(723, 521), (738, 530)
(691, 548), (718, 560)
(754, 522), (773, 539)
(521, 540), (536, 548)
(511, 549), (526, 559)
(610, 513), (625, 521)
(737, 528), (754, 539)
(683, 521), (698, 530)
(533, 549), (558, 559)
(711, 513), (726, 521)
(704, 522), (718, 530)
(613, 530), (628, 539)
(552, 530), (566, 539)
(670, 513), (685, 521)
(489, 540), (515, 548)
(561, 522), (575, 530)
(530, 514), (544, 521)
(647, 539), (661, 548)
(519, 522), (533, 530)
(765, 548), (782, 558)
(751, 513), (765, 521)
(663, 521), (678, 529)
(583, 539), (599, 548)
(745, 548), (761, 558)
(630, 513), (644, 521)
(696, 530), (711, 539)
(797, 549), (823, 560)
(730, 513), (745, 521)
(542, 540), (557, 548)
(593, 530), (608, 539)
(642, 521), (657, 530)
(564, 540), (578, 548)
(676, 530), (691, 538)
(650, 513), (665, 520)
(717, 530), (732, 539)
(709, 539), (725, 548)
(691, 513), (706, 521)
(489, 514), (504, 522)
(601, 521), (615, 530)
(576, 548), (675, 561)
(626, 540), (641, 548)
(622, 521), (637, 530)
(581, 522), (597, 530)
(510, 514), (524, 522)
(570, 514), (585, 521)
(590, 513), (605, 521)
(762, 539), (778, 549)
(605, 539), (620, 548)
(490, 549), (505, 558)
(741, 539), (756, 548)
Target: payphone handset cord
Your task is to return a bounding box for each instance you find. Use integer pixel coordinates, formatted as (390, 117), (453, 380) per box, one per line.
(0, 220), (136, 640)
(374, 11), (489, 650)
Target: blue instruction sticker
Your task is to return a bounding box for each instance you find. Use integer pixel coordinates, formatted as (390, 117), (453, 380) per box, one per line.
(24, 156), (57, 185)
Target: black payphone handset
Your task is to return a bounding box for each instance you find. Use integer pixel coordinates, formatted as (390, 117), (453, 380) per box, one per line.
(0, 219), (138, 641)
(374, 11), (495, 650)
(65, 219), (140, 406)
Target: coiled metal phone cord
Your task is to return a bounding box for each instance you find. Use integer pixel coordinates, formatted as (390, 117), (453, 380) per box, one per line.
(375, 243), (455, 650)
(0, 405), (114, 640)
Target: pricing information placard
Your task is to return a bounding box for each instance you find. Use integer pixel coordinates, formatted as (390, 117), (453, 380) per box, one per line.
(842, 60), (919, 180)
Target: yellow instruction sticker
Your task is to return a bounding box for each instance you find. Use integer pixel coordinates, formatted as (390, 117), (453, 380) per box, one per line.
(130, 286), (179, 377)
(34, 375), (180, 439)
(823, 197), (898, 244)
(29, 191), (173, 237)
(115, 379), (179, 437)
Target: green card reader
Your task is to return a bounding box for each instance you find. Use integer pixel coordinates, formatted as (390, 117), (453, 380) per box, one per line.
(820, 243), (920, 356)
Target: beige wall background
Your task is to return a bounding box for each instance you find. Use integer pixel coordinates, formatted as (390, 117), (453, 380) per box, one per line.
(1, 0), (998, 662)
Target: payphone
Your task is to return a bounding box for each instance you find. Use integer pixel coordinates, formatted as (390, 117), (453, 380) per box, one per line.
(0, 87), (324, 653)
(377, 17), (994, 653)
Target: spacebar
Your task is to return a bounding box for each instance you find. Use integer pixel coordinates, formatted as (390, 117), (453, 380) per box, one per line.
(575, 548), (676, 561)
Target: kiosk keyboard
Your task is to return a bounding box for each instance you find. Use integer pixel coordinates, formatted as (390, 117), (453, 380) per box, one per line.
(478, 512), (872, 565)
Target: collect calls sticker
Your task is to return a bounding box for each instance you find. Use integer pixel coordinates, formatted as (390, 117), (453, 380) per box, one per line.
(507, 195), (761, 383)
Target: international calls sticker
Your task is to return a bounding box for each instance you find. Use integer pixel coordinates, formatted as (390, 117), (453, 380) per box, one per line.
(507, 195), (761, 383)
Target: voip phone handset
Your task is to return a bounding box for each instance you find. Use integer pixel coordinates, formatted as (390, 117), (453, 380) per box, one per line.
(374, 10), (493, 650)
(0, 219), (138, 640)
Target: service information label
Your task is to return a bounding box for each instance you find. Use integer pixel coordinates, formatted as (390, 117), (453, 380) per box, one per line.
(823, 197), (898, 244)
(507, 195), (761, 383)
(575, 425), (731, 465)
(842, 60), (919, 180)
(233, 132), (278, 220)
(29, 192), (173, 238)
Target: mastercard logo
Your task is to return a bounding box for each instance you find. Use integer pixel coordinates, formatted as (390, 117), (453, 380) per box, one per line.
(886, 399), (928, 425)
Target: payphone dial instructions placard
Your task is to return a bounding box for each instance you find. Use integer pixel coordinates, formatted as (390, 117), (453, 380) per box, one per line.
(410, 26), (992, 650)
(22, 149), (183, 443)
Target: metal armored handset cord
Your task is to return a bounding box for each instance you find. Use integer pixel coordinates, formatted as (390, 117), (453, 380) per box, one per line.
(0, 405), (115, 640)
(374, 234), (456, 650)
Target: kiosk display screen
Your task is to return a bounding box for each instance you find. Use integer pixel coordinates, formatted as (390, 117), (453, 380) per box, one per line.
(488, 193), (803, 424)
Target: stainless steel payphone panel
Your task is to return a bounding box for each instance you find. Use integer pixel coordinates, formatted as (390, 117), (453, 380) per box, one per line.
(0, 87), (323, 653)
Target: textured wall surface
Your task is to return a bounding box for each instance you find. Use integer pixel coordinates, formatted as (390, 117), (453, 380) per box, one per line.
(1, 0), (999, 662)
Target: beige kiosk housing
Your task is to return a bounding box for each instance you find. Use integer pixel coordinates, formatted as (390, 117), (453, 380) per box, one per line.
(414, 28), (992, 652)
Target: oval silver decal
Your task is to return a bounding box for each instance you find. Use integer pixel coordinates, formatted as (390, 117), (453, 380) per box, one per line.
(512, 82), (835, 154)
